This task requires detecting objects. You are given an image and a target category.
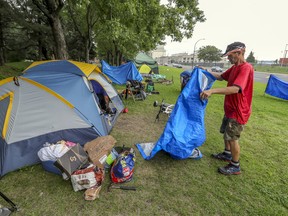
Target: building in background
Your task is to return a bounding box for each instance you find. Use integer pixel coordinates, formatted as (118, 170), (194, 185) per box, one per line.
(279, 58), (288, 65)
(150, 45), (227, 68)
(149, 45), (166, 59)
(150, 43), (287, 68)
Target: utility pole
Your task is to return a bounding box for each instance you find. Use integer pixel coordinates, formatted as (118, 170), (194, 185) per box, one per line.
(192, 38), (205, 69)
(280, 44), (288, 67)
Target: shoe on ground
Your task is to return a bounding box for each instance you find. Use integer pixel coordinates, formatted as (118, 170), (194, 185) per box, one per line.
(211, 152), (232, 162)
(188, 148), (202, 159)
(218, 163), (241, 175)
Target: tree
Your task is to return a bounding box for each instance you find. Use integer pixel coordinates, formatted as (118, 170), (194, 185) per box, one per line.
(32, 0), (68, 59)
(94, 0), (165, 65)
(2, 0), (206, 64)
(7, 0), (55, 61)
(163, 0), (206, 42)
(65, 0), (101, 62)
(246, 51), (256, 63)
(0, 0), (15, 65)
(95, 0), (206, 65)
(197, 45), (222, 62)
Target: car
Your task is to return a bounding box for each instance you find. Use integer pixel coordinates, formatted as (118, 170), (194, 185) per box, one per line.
(211, 66), (223, 72)
(172, 63), (183, 68)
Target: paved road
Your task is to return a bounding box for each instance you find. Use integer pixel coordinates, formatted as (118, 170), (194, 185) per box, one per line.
(254, 71), (288, 84)
(179, 65), (288, 84)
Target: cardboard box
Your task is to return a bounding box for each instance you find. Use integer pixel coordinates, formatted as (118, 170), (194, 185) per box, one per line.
(54, 144), (89, 177)
(83, 135), (116, 168)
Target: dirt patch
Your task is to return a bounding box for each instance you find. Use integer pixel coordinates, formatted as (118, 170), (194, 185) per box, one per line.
(112, 112), (168, 144)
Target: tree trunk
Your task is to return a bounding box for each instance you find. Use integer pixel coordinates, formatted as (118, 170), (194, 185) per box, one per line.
(0, 12), (5, 66)
(32, 0), (67, 60)
(84, 39), (89, 63)
(51, 16), (68, 60)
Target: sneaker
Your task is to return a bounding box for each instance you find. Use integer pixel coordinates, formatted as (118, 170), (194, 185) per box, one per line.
(188, 148), (203, 160)
(218, 163), (241, 175)
(211, 152), (232, 162)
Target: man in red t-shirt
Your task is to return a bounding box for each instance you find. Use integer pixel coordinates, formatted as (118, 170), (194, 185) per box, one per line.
(200, 42), (254, 175)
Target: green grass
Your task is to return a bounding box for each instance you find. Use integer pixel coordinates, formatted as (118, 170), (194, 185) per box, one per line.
(0, 65), (288, 215)
(254, 65), (288, 74)
(0, 62), (32, 79)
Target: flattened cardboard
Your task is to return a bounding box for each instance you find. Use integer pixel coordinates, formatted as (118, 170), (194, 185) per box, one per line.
(83, 135), (116, 168)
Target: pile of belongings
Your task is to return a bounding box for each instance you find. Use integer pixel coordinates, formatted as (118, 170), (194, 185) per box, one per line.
(37, 136), (117, 201)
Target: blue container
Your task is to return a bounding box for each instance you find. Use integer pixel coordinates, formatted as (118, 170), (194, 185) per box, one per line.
(41, 160), (62, 176)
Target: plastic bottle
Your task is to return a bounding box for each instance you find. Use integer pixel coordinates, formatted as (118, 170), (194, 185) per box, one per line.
(104, 148), (118, 172)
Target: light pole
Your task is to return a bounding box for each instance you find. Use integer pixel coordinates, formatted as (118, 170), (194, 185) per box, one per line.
(280, 44), (288, 67)
(192, 38), (205, 69)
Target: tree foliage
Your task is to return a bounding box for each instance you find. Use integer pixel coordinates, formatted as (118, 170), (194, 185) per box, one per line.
(32, 0), (68, 59)
(163, 0), (205, 41)
(64, 0), (101, 62)
(197, 45), (222, 62)
(94, 0), (165, 65)
(8, 0), (53, 61)
(1, 0), (206, 65)
(246, 51), (256, 63)
(0, 0), (12, 65)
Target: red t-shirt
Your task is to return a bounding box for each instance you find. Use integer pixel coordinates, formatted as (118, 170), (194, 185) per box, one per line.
(221, 62), (254, 124)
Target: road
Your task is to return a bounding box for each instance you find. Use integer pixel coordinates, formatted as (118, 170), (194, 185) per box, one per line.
(179, 65), (288, 84)
(254, 71), (288, 83)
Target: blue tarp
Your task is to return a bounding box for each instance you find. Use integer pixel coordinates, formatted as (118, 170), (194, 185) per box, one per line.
(265, 74), (288, 100)
(101, 60), (143, 85)
(136, 68), (216, 160)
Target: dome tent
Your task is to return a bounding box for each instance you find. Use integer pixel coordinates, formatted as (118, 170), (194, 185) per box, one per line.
(0, 60), (124, 177)
(134, 52), (159, 74)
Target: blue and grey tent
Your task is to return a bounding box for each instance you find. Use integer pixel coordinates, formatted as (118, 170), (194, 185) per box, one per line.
(136, 67), (216, 160)
(0, 60), (124, 177)
(101, 60), (143, 85)
(265, 74), (288, 100)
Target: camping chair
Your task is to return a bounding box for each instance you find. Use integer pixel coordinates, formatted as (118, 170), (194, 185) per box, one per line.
(124, 80), (147, 101)
(0, 191), (19, 215)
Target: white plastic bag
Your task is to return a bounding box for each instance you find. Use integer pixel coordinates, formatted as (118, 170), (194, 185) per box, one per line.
(38, 143), (69, 161)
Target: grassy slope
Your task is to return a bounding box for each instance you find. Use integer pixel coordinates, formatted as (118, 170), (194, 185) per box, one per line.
(0, 65), (287, 215)
(0, 62), (32, 79)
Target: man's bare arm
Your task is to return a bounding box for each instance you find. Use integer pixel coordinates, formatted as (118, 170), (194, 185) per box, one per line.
(200, 86), (240, 100)
(209, 71), (224, 80)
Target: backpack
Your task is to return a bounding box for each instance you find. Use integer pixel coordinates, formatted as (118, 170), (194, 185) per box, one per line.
(110, 148), (135, 183)
(181, 75), (191, 91)
(146, 81), (155, 93)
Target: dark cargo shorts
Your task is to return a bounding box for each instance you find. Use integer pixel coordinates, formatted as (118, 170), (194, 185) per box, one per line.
(220, 116), (244, 141)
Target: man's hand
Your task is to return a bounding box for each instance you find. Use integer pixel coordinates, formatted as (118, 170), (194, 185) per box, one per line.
(200, 90), (212, 100)
(197, 66), (206, 70)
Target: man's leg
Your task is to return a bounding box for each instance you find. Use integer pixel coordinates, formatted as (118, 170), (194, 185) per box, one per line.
(229, 140), (240, 162)
(211, 116), (232, 162)
(218, 119), (243, 175)
(218, 140), (241, 175)
(224, 140), (231, 151)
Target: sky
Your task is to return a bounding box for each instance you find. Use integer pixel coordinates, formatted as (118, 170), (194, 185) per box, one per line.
(163, 0), (288, 61)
